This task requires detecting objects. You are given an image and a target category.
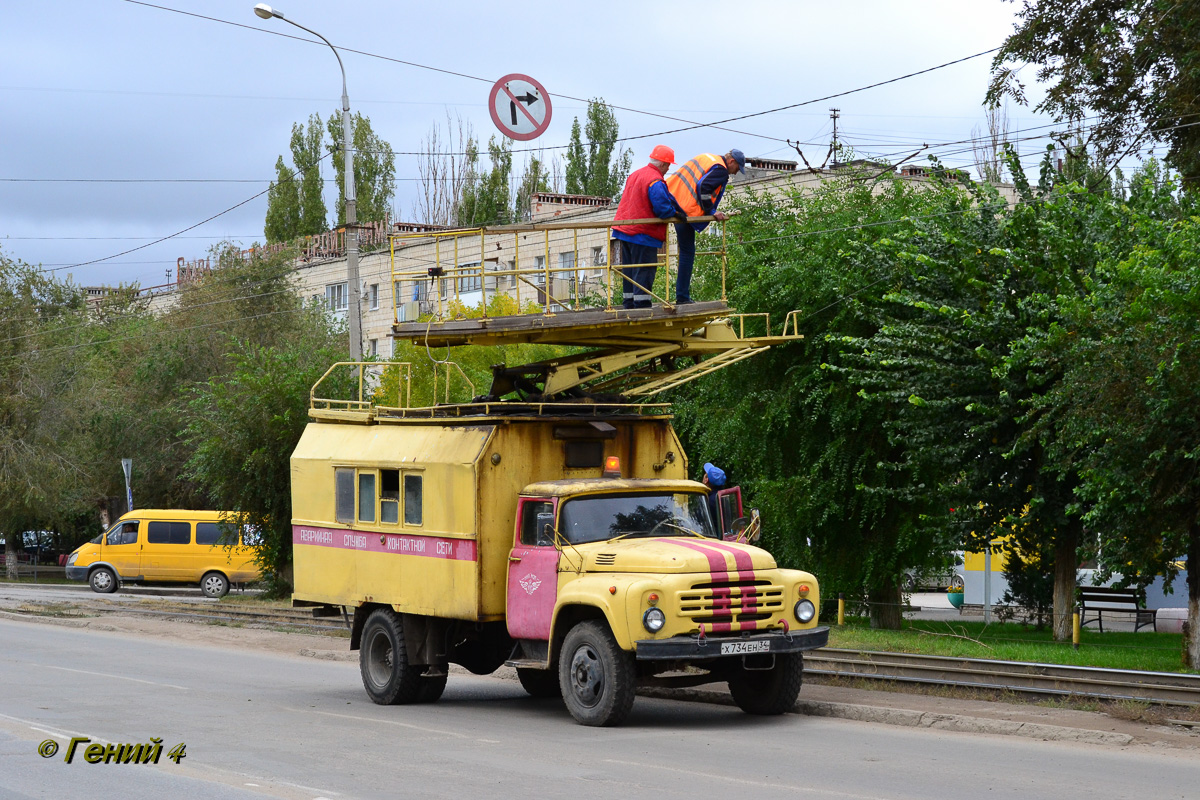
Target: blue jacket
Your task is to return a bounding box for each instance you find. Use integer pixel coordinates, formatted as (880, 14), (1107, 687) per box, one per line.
(613, 182), (683, 248)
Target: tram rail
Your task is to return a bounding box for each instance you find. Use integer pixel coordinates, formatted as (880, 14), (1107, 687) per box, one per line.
(806, 648), (1200, 708)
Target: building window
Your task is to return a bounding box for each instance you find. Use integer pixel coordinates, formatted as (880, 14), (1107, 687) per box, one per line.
(369, 339), (378, 357)
(557, 251), (575, 279)
(457, 262), (482, 293)
(533, 255), (546, 284)
(591, 246), (606, 268)
(325, 282), (348, 313)
(369, 283), (379, 310)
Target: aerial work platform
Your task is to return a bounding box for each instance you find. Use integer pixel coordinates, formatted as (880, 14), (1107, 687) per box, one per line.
(384, 216), (802, 403)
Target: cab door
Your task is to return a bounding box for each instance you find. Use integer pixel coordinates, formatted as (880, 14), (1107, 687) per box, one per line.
(716, 486), (744, 538)
(103, 521), (142, 579)
(506, 498), (559, 640)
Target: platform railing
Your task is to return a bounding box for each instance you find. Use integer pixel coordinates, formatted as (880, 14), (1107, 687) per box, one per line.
(388, 216), (727, 324)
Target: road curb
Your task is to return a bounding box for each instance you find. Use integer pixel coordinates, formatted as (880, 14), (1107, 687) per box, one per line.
(637, 686), (1134, 746)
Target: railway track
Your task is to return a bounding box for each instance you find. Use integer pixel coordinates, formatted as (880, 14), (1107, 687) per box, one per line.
(806, 648), (1200, 708)
(15, 598), (350, 635)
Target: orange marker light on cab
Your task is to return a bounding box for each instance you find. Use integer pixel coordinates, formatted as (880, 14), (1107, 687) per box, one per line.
(798, 584), (810, 597)
(603, 456), (621, 478)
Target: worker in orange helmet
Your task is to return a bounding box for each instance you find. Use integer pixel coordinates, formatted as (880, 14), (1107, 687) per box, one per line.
(612, 144), (682, 309)
(665, 150), (745, 304)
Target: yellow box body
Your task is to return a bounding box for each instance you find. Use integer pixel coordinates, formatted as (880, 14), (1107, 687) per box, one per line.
(290, 414), (823, 652)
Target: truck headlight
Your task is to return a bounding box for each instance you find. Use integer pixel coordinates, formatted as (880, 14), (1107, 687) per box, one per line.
(643, 607), (666, 633)
(794, 599), (816, 623)
(66, 553), (77, 566)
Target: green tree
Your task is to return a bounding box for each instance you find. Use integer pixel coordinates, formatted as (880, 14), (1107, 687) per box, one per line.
(988, 0), (1200, 183)
(0, 253), (111, 573)
(292, 113), (328, 236)
(185, 338), (345, 596)
(1027, 170), (1200, 664)
(326, 111), (397, 226)
(513, 152), (552, 222)
(264, 156), (301, 245)
(564, 98), (632, 199)
(458, 136), (513, 226)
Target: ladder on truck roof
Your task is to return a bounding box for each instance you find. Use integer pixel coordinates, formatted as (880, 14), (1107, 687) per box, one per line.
(380, 215), (803, 405)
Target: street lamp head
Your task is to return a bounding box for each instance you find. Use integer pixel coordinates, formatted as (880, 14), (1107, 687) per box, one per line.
(253, 4), (282, 20)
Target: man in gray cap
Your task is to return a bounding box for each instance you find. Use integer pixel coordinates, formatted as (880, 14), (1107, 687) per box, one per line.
(664, 150), (746, 304)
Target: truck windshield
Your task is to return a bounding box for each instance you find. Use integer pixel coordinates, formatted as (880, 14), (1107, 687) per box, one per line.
(558, 493), (717, 544)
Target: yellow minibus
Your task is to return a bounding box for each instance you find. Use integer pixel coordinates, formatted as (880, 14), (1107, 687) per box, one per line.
(65, 510), (260, 597)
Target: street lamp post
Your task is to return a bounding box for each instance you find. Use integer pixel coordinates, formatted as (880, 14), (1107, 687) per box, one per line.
(254, 4), (362, 359)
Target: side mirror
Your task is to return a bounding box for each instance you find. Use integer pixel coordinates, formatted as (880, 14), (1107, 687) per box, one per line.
(726, 516), (749, 542)
(535, 512), (555, 547)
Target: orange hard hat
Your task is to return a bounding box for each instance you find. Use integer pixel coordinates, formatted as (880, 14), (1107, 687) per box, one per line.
(649, 144), (676, 164)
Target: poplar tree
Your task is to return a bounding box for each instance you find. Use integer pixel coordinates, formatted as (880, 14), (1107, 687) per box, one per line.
(564, 98), (632, 199)
(326, 111), (397, 226)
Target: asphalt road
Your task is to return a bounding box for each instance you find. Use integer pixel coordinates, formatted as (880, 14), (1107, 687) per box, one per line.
(1, 617), (1197, 800)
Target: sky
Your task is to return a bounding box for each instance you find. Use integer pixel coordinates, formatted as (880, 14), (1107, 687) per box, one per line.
(1, 0), (1067, 290)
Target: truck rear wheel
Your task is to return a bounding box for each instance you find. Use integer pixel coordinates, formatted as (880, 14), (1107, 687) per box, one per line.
(517, 667), (560, 698)
(360, 609), (426, 705)
(728, 652), (804, 715)
(559, 621), (635, 726)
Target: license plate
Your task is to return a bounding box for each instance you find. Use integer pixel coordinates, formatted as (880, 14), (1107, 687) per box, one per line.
(721, 640), (771, 655)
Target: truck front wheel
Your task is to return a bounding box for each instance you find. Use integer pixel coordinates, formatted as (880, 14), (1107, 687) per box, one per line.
(559, 621), (636, 726)
(360, 608), (427, 705)
(728, 652), (804, 715)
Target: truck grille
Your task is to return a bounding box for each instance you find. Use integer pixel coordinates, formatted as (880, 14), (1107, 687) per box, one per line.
(677, 580), (784, 628)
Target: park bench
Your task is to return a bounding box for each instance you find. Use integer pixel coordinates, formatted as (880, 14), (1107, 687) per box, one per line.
(1079, 586), (1157, 633)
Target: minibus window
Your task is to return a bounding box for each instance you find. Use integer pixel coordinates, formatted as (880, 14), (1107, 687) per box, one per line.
(404, 474), (423, 525)
(335, 468), (354, 524)
(148, 521), (191, 544)
(241, 524), (263, 546)
(196, 522), (234, 546)
(106, 521), (138, 546)
(380, 470), (400, 524)
(358, 472), (377, 523)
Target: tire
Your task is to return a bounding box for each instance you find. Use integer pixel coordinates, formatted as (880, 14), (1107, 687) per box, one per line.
(902, 574), (917, 592)
(517, 667), (561, 698)
(200, 572), (229, 599)
(415, 673), (447, 703)
(89, 567), (118, 594)
(949, 574), (965, 591)
(559, 621), (636, 727)
(359, 608), (425, 705)
(728, 652), (804, 715)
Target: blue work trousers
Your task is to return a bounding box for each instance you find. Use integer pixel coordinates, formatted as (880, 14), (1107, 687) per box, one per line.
(620, 239), (659, 308)
(674, 223), (697, 303)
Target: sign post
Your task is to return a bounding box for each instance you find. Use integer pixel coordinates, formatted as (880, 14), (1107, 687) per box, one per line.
(121, 458), (133, 514)
(489, 73), (552, 141)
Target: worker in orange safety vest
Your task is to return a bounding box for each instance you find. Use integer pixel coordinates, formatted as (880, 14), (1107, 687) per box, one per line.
(664, 150), (745, 303)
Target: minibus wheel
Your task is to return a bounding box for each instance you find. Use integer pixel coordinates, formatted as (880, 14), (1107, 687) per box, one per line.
(201, 572), (230, 598)
(89, 567), (117, 594)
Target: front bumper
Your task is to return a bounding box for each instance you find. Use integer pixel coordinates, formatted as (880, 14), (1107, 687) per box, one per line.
(635, 625), (829, 660)
(65, 566), (88, 581)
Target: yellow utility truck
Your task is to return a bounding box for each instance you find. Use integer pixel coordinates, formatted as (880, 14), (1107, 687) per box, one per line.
(291, 390), (827, 726)
(293, 221), (826, 725)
